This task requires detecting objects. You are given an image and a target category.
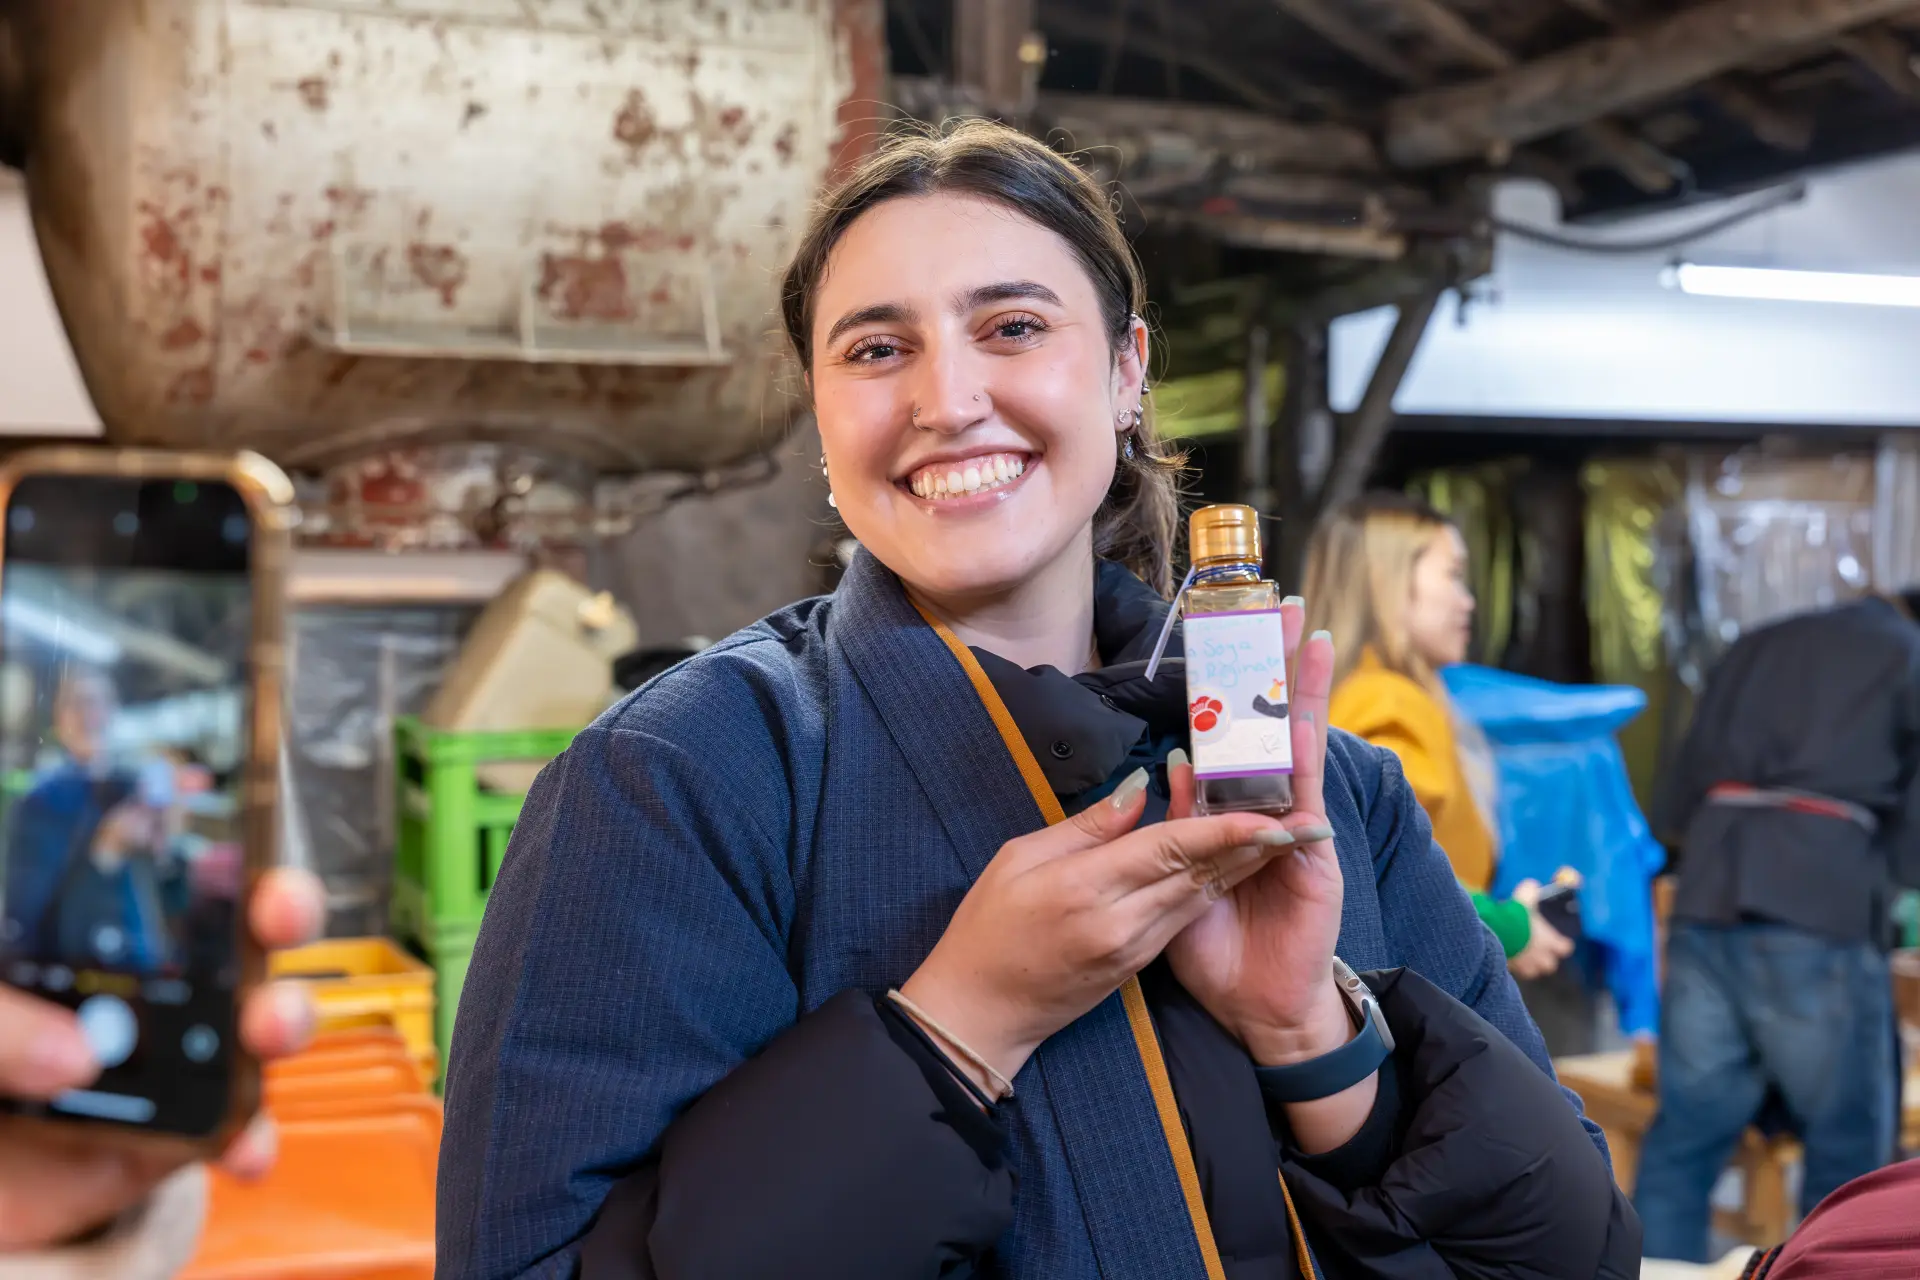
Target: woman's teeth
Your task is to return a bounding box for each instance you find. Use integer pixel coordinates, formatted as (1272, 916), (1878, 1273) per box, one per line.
(908, 453), (1027, 500)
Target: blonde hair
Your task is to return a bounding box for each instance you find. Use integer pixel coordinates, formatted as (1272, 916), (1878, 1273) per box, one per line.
(1303, 492), (1501, 845)
(1301, 492), (1458, 696)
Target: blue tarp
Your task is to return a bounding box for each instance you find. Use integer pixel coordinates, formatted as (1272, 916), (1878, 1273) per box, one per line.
(1440, 664), (1667, 1036)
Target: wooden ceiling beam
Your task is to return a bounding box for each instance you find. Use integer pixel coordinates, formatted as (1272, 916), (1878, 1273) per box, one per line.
(1269, 0), (1426, 83)
(1369, 0), (1681, 190)
(1836, 24), (1920, 95)
(1386, 0), (1920, 168)
(1042, 6), (1312, 113)
(1700, 78), (1815, 148)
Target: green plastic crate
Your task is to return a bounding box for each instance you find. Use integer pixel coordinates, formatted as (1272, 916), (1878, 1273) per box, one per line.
(390, 717), (580, 1074)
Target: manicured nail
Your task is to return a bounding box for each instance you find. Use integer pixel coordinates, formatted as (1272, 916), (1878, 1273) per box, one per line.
(1109, 767), (1149, 809)
(1167, 747), (1189, 771)
(1309, 629), (1332, 645)
(1291, 823), (1336, 844)
(1253, 828), (1298, 848)
(1282, 596), (1305, 609)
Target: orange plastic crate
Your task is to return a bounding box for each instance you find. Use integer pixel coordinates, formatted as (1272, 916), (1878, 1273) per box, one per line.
(184, 1098), (440, 1280)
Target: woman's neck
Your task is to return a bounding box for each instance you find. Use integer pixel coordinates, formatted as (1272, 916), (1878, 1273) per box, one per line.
(910, 540), (1099, 675)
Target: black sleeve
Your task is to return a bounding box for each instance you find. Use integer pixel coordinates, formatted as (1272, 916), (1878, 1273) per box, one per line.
(1888, 639), (1920, 890)
(1265, 1054), (1405, 1193)
(579, 990), (1013, 1280)
(1278, 969), (1641, 1280)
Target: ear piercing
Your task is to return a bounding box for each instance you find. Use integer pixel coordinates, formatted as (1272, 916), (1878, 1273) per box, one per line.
(820, 453), (837, 509)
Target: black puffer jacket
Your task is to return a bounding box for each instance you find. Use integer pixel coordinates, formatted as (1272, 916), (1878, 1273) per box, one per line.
(578, 965), (1639, 1279)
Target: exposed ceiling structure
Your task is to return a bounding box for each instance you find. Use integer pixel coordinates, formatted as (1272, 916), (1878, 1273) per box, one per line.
(891, 0), (1920, 223)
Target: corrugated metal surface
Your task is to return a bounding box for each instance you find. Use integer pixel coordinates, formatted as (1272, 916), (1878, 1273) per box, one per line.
(15, 0), (883, 472)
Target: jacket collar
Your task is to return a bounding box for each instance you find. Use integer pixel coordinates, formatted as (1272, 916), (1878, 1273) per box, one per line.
(824, 547), (1224, 1280)
(970, 560), (1187, 796)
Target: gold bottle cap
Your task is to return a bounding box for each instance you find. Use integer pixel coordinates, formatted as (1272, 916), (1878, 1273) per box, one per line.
(1189, 503), (1263, 567)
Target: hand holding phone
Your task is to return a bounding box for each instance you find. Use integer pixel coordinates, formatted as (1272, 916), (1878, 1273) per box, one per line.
(0, 451), (293, 1154)
(0, 866), (324, 1249)
(1532, 870), (1583, 942)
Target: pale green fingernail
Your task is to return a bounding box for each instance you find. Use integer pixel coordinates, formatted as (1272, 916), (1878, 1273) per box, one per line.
(1109, 767), (1149, 809)
(1292, 823), (1336, 843)
(1282, 595), (1304, 609)
(1310, 629), (1332, 644)
(1254, 828), (1298, 848)
(1167, 747), (1189, 770)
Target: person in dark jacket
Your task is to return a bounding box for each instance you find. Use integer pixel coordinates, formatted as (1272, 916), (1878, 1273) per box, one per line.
(1635, 593), (1920, 1261)
(437, 120), (1638, 1279)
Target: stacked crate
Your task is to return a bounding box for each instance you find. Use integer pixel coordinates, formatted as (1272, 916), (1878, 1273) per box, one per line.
(389, 717), (577, 1079)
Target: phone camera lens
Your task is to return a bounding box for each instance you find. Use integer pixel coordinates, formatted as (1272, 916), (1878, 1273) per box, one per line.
(113, 512), (139, 537)
(222, 514), (248, 545)
(9, 508), (32, 533)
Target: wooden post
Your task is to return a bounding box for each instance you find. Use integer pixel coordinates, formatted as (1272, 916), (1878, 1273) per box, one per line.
(1239, 324), (1273, 513)
(952, 0), (1038, 113)
(1321, 284), (1445, 513)
(1266, 321), (1331, 593)
(1385, 0), (1920, 168)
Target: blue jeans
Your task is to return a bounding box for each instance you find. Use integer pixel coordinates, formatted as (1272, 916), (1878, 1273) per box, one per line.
(1634, 921), (1897, 1262)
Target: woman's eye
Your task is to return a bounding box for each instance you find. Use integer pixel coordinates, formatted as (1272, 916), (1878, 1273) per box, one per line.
(989, 314), (1047, 343)
(844, 337), (900, 363)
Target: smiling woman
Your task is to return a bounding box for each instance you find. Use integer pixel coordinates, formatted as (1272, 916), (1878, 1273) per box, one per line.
(437, 120), (1639, 1280)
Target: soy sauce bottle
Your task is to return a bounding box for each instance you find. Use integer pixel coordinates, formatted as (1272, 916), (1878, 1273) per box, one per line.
(1181, 504), (1294, 816)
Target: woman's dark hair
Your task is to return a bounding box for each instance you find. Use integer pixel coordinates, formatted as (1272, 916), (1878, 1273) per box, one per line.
(780, 118), (1188, 596)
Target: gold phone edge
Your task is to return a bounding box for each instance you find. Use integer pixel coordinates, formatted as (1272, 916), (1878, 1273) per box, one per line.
(0, 447), (295, 1156)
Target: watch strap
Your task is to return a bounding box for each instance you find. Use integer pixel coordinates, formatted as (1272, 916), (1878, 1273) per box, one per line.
(1253, 959), (1395, 1104)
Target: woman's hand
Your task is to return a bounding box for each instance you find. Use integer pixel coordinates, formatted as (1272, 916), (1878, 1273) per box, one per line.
(0, 867), (326, 1250)
(1164, 605), (1348, 1069)
(1507, 880), (1575, 981)
(899, 786), (1298, 1097)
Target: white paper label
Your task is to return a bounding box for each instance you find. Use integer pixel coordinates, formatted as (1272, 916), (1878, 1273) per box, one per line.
(1184, 609), (1294, 779)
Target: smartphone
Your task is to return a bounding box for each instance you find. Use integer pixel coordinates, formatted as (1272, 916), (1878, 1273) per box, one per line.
(1535, 879), (1582, 942)
(0, 449), (292, 1151)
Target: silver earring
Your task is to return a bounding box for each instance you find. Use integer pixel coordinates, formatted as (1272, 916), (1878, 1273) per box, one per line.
(820, 453), (837, 509)
(1122, 434), (1136, 461)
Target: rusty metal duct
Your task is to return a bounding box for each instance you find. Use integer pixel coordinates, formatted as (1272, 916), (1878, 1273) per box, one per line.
(9, 0), (884, 473)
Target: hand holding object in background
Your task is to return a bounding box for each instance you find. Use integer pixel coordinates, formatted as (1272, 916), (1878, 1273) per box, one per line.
(0, 867), (326, 1251)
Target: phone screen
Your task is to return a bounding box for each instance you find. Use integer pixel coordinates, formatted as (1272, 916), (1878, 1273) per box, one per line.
(0, 474), (254, 1136)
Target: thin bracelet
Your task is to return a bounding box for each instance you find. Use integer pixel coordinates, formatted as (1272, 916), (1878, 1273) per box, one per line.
(881, 997), (998, 1111)
(886, 989), (1016, 1101)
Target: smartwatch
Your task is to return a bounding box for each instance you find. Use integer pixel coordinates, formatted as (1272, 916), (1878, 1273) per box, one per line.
(1253, 958), (1395, 1104)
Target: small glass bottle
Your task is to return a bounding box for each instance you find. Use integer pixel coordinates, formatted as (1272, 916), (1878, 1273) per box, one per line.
(1182, 504), (1294, 816)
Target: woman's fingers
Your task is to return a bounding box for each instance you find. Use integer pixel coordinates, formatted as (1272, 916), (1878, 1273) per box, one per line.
(219, 1113), (279, 1182)
(238, 981), (317, 1061)
(250, 867), (326, 951)
(1166, 748), (1195, 820)
(0, 989), (98, 1101)
(1288, 628), (1336, 827)
(1279, 595), (1306, 672)
(1093, 812), (1292, 896)
(0, 1125), (177, 1250)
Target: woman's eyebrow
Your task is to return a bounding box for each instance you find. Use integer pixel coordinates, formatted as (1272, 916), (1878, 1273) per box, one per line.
(956, 280), (1065, 311)
(824, 302), (919, 349)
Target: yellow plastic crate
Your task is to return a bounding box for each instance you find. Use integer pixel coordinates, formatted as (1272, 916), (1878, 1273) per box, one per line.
(269, 938), (437, 1080)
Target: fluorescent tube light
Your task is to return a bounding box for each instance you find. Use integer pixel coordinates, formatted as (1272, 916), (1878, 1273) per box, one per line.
(2, 596), (122, 666)
(1668, 262), (1920, 308)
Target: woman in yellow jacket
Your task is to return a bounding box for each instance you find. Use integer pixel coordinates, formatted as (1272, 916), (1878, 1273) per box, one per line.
(1303, 492), (1572, 979)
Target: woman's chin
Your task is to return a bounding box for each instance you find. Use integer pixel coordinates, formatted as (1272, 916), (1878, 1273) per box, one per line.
(886, 540), (1062, 603)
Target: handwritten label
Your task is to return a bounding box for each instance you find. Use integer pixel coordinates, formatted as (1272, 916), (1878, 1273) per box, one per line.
(1184, 610), (1293, 779)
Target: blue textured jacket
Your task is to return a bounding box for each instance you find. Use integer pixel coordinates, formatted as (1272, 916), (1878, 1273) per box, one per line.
(438, 550), (1602, 1279)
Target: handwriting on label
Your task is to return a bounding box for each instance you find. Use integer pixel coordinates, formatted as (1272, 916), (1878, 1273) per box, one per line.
(1194, 634), (1285, 690)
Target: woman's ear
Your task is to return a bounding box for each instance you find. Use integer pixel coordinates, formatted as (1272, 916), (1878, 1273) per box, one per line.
(1113, 315), (1150, 420)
